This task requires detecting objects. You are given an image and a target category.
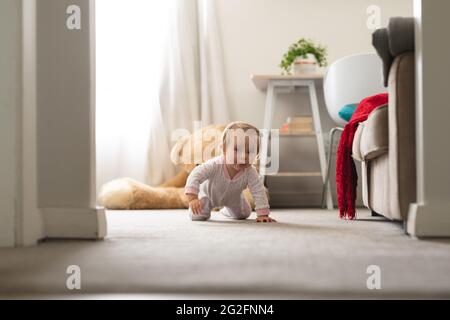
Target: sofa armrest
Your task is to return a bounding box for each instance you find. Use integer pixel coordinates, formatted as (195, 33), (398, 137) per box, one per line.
(352, 104), (389, 162)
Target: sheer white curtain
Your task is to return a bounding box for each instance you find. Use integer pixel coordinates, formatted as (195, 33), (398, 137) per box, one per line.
(97, 0), (229, 190)
(197, 0), (230, 124)
(96, 0), (170, 190)
(155, 0), (230, 185)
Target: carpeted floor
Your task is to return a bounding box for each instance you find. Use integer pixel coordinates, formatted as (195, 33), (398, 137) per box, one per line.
(1, 209), (450, 299)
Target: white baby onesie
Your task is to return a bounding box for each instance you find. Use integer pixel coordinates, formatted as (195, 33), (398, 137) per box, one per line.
(185, 155), (270, 221)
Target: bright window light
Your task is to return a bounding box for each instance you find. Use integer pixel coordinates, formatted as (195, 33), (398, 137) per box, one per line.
(96, 0), (170, 189)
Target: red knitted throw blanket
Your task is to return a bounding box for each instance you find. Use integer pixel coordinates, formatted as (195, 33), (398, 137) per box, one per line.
(336, 93), (388, 219)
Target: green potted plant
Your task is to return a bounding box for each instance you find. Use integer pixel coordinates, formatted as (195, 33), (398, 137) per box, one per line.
(280, 38), (328, 74)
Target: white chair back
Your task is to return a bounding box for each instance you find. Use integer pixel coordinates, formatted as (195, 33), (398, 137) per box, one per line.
(323, 53), (385, 126)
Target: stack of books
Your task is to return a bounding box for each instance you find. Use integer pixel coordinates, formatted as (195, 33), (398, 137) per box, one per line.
(280, 116), (314, 134)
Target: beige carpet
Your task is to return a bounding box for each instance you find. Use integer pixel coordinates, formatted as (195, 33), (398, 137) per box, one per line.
(1, 209), (450, 299)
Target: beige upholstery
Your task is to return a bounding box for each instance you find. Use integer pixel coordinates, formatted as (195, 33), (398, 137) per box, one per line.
(361, 154), (390, 216)
(353, 105), (389, 162)
(353, 52), (416, 221)
(388, 53), (417, 220)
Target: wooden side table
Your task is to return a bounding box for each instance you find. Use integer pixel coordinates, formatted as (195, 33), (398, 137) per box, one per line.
(251, 73), (333, 210)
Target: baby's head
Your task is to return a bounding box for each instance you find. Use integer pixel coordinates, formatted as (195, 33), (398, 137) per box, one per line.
(222, 121), (260, 170)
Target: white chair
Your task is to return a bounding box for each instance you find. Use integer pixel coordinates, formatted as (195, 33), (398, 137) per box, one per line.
(321, 53), (385, 208)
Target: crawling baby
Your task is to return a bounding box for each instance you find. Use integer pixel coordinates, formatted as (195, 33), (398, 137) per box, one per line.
(184, 121), (276, 223)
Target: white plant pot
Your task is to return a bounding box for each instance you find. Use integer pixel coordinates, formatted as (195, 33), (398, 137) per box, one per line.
(293, 54), (318, 74)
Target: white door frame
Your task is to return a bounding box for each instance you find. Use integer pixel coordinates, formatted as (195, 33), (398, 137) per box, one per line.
(0, 0), (22, 247)
(407, 0), (450, 237)
(0, 0), (106, 247)
(34, 0), (106, 240)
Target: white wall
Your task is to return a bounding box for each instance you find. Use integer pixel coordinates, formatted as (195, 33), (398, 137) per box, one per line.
(0, 0), (22, 247)
(217, 0), (413, 126)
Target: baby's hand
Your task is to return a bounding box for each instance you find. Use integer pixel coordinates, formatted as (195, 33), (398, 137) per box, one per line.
(189, 198), (203, 215)
(256, 216), (277, 223)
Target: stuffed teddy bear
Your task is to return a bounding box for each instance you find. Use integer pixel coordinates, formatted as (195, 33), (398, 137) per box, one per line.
(98, 124), (260, 210)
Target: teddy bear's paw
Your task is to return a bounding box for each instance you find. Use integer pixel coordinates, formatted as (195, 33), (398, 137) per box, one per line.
(98, 178), (135, 209)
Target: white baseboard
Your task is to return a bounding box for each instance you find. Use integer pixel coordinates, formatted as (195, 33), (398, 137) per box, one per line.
(43, 207), (107, 239)
(408, 202), (450, 237)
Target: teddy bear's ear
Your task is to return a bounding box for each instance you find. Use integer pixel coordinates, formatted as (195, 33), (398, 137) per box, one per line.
(170, 135), (190, 165)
